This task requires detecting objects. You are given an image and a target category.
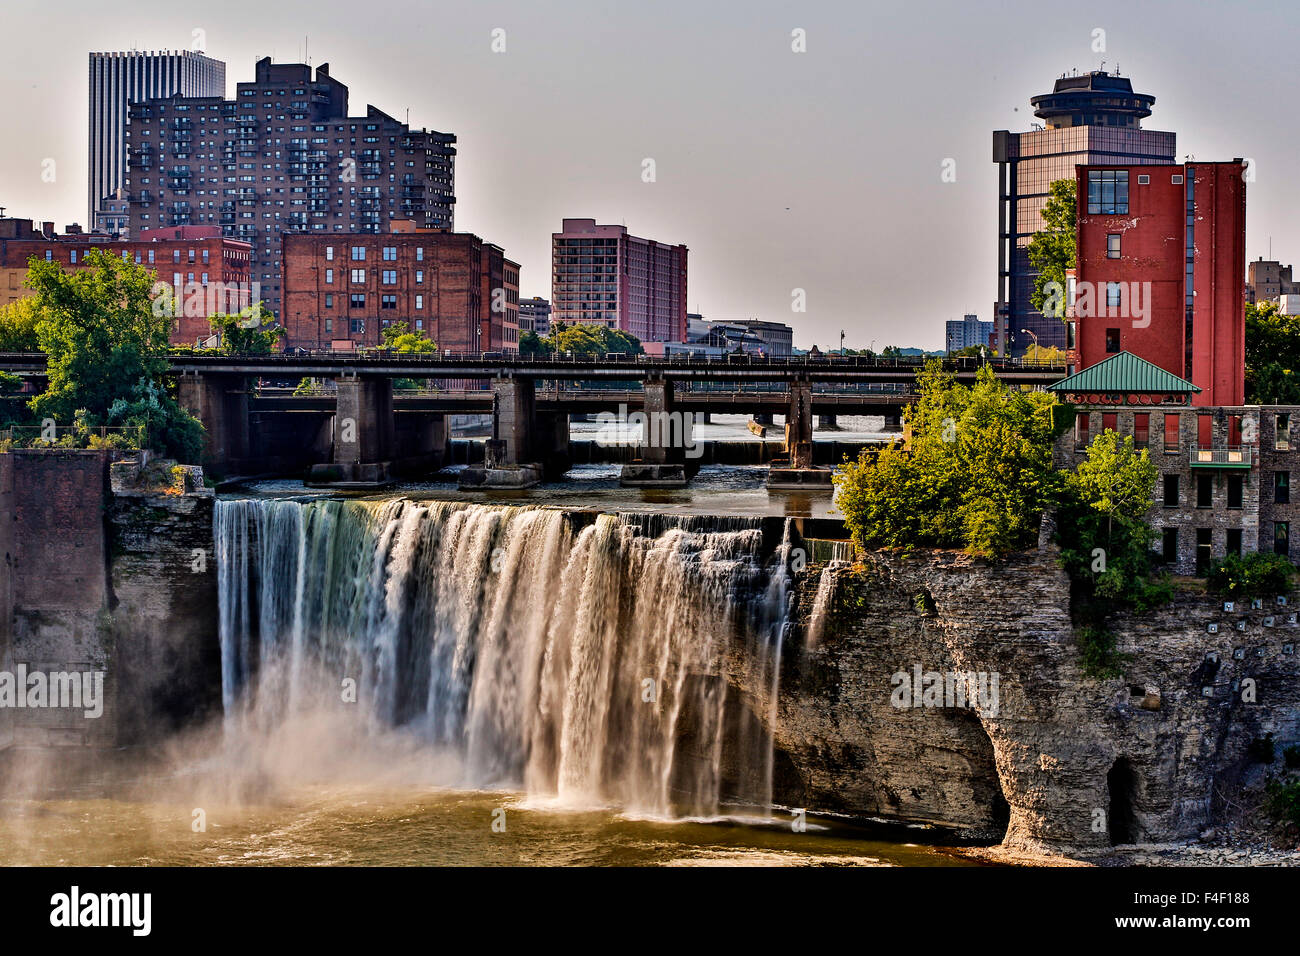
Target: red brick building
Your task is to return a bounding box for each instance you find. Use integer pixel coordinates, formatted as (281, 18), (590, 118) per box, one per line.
(1072, 161), (1246, 406)
(281, 223), (519, 352)
(0, 218), (253, 345)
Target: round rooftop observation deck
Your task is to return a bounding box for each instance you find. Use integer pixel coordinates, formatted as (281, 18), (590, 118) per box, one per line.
(1029, 71), (1156, 129)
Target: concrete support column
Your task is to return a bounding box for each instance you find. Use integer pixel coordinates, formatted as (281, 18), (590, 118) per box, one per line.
(490, 376), (537, 467)
(334, 375), (394, 465)
(641, 378), (686, 465)
(786, 380), (814, 469)
(177, 371), (249, 470)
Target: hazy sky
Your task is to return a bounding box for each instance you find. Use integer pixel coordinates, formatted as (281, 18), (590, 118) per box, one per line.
(0, 0), (1292, 350)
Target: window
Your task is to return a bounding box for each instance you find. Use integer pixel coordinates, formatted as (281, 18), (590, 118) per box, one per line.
(350, 293), (365, 309)
(1087, 169), (1129, 214)
(1102, 412), (1118, 433)
(1171, 174), (1184, 185)
(1075, 412), (1090, 446)
(416, 247), (424, 261)
(382, 270), (396, 284)
(1163, 474), (1179, 507)
(1227, 474), (1243, 509)
(1106, 283), (1123, 311)
(381, 294), (396, 309)
(382, 247), (397, 261)
(1197, 474), (1213, 509)
(70, 250), (78, 264)
(1162, 528), (1178, 563)
(1196, 529), (1212, 577)
(1105, 328), (1121, 353)
(1276, 521), (1290, 557)
(324, 294), (334, 308)
(415, 270), (424, 284)
(350, 318), (365, 334)
(351, 269), (366, 284)
(351, 246), (366, 261)
(415, 294), (423, 310)
(1106, 234), (1121, 259)
(325, 246), (334, 261)
(1277, 413), (1291, 450)
(1277, 471), (1290, 504)
(1164, 413), (1180, 451)
(1137, 174), (1150, 185)
(1134, 413), (1149, 445)
(325, 268), (334, 284)
(1226, 529), (1242, 556)
(325, 318), (332, 333)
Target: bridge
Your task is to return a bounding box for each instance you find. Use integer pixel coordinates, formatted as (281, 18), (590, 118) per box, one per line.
(0, 351), (1067, 488)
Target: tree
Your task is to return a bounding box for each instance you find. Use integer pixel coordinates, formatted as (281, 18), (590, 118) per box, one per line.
(1028, 179), (1077, 320)
(548, 322), (643, 358)
(518, 330), (553, 357)
(209, 303), (285, 355)
(1245, 300), (1300, 404)
(1023, 343), (1065, 366)
(0, 297), (41, 351)
(833, 360), (1063, 558)
(379, 321), (436, 353)
(25, 249), (203, 461)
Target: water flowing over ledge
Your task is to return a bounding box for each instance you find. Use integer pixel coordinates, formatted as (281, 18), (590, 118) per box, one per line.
(214, 497), (797, 819)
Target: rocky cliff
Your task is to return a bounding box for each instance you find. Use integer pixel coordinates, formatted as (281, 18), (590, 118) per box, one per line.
(772, 545), (1300, 852)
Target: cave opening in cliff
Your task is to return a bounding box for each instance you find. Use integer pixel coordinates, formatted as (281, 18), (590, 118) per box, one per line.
(1107, 757), (1139, 845)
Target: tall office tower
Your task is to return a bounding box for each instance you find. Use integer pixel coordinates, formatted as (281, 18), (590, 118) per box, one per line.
(126, 58), (456, 319)
(993, 70), (1175, 356)
(89, 50), (225, 226)
(551, 218), (687, 343)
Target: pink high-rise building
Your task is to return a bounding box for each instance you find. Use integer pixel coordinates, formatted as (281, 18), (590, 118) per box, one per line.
(551, 218), (687, 342)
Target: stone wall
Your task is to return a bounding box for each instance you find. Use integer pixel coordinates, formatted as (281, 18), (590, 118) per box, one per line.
(0, 452), (220, 752)
(773, 544), (1300, 851)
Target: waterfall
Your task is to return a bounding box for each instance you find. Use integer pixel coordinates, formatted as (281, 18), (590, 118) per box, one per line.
(213, 497), (798, 819)
(806, 559), (850, 648)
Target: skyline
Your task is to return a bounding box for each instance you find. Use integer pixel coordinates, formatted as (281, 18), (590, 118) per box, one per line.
(0, 0), (1294, 350)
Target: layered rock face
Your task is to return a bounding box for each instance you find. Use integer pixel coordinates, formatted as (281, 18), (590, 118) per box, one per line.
(775, 546), (1300, 851)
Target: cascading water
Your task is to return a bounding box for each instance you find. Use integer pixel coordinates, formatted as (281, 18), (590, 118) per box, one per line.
(214, 497), (799, 819)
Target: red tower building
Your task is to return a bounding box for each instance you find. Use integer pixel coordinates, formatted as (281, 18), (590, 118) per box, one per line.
(1073, 161), (1246, 406)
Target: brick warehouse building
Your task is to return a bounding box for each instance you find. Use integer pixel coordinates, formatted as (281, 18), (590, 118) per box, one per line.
(282, 224), (519, 352)
(1051, 352), (1300, 576)
(1072, 161), (1246, 407)
(551, 219), (687, 343)
(0, 219), (252, 345)
(126, 58), (456, 320)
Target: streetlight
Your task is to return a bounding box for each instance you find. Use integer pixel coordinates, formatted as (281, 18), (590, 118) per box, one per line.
(1019, 328), (1038, 363)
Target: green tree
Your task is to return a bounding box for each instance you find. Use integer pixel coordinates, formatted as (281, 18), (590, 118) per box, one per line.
(25, 249), (202, 460)
(833, 360), (1063, 558)
(379, 321), (436, 353)
(0, 297), (41, 351)
(209, 303), (285, 355)
(1027, 179), (1077, 320)
(518, 330), (554, 357)
(1244, 300), (1300, 404)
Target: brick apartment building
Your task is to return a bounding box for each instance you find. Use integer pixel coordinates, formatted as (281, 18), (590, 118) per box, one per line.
(1071, 161), (1247, 407)
(281, 222), (519, 352)
(125, 58), (456, 320)
(0, 219), (252, 344)
(551, 218), (687, 343)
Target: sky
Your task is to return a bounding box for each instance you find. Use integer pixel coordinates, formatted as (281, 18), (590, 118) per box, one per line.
(0, 0), (1293, 351)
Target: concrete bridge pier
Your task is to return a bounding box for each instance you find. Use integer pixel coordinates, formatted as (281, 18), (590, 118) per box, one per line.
(621, 377), (690, 487)
(309, 374), (395, 487)
(460, 377), (545, 488)
(768, 379), (832, 490)
(177, 371), (250, 474)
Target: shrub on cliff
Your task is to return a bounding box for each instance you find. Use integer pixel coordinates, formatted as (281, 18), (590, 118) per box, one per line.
(1206, 552), (1296, 599)
(833, 361), (1063, 558)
